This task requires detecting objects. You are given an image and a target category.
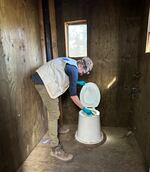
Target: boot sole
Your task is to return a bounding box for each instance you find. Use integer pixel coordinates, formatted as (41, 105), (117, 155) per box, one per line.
(50, 151), (73, 161)
(58, 128), (70, 134)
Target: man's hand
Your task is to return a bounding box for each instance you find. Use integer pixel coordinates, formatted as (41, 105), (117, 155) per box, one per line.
(82, 107), (93, 116)
(76, 80), (87, 86)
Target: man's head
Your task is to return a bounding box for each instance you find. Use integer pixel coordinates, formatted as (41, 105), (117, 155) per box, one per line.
(77, 57), (93, 76)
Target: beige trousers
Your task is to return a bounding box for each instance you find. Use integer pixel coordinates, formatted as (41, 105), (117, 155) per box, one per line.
(35, 84), (60, 147)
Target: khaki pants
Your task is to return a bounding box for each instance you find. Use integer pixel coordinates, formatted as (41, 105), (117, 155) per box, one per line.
(35, 84), (60, 147)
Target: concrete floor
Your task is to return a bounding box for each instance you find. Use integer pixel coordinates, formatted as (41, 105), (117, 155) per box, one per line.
(18, 125), (146, 172)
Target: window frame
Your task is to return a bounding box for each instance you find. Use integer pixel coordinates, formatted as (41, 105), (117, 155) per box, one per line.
(64, 20), (87, 58)
(145, 7), (150, 53)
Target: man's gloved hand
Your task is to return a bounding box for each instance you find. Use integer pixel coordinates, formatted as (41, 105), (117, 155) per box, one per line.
(82, 107), (93, 116)
(76, 80), (87, 86)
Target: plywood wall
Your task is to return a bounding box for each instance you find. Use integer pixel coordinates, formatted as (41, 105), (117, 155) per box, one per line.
(134, 0), (150, 168)
(55, 0), (142, 127)
(0, 0), (47, 171)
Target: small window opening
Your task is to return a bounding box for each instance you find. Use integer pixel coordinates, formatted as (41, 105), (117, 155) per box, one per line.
(145, 8), (150, 53)
(65, 20), (87, 58)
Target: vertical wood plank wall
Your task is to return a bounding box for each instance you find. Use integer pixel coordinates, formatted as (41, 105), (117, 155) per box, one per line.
(134, 0), (150, 168)
(48, 0), (58, 58)
(38, 0), (47, 63)
(0, 0), (47, 171)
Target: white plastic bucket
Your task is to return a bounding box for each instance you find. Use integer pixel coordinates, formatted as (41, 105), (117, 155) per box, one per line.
(75, 109), (103, 144)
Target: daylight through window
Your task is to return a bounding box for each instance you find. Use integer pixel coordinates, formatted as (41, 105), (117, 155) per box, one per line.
(145, 8), (150, 53)
(65, 20), (87, 57)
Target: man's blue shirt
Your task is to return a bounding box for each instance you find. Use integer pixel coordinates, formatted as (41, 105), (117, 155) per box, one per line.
(65, 64), (78, 96)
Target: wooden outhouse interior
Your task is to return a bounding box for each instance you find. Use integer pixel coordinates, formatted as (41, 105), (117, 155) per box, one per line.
(0, 0), (150, 171)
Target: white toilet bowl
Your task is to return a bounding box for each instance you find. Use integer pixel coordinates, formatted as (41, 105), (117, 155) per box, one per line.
(75, 82), (103, 144)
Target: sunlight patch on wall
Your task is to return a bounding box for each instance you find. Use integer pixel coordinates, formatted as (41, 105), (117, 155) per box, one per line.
(107, 77), (117, 89)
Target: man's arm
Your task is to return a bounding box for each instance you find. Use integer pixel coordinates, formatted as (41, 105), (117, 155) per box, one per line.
(70, 95), (93, 115)
(65, 64), (83, 109)
(70, 95), (83, 109)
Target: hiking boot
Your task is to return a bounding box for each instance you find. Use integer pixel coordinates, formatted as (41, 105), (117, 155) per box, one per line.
(51, 145), (73, 161)
(58, 126), (70, 134)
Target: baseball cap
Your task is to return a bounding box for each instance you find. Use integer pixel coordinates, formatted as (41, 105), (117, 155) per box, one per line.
(82, 57), (93, 74)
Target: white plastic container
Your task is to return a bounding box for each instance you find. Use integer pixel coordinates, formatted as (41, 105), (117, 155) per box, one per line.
(75, 109), (103, 144)
(75, 82), (103, 144)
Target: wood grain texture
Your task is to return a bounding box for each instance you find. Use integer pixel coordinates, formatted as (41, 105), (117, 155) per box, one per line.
(134, 0), (150, 167)
(48, 0), (58, 58)
(0, 0), (47, 171)
(38, 0), (47, 63)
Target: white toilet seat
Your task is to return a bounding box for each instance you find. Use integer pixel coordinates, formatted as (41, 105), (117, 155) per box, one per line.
(76, 82), (103, 144)
(80, 82), (101, 108)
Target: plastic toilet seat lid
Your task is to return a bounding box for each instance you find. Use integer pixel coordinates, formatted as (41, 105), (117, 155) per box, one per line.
(80, 82), (101, 108)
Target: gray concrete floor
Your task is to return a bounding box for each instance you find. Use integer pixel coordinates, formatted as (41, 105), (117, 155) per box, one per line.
(18, 125), (146, 172)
